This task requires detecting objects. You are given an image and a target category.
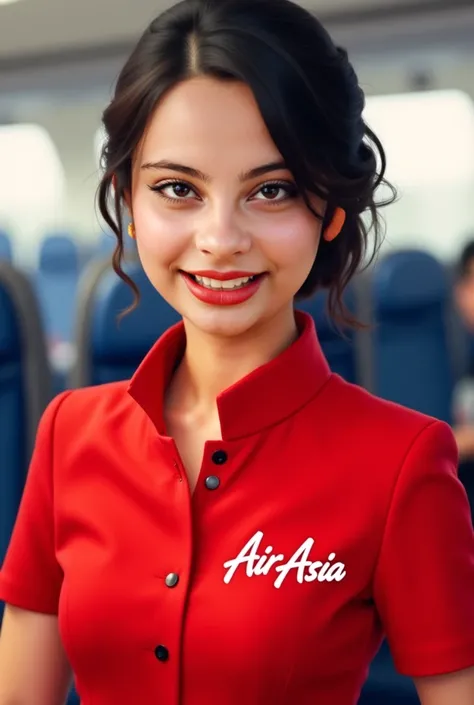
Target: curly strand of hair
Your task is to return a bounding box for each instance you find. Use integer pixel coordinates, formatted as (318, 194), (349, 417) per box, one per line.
(97, 173), (140, 323)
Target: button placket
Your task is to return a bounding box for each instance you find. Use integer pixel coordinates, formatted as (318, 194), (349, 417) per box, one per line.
(204, 448), (228, 490)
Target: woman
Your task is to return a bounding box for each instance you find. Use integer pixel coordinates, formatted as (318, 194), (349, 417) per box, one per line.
(1, 1), (474, 703)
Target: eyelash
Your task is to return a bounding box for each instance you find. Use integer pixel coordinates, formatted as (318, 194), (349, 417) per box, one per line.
(148, 179), (299, 205)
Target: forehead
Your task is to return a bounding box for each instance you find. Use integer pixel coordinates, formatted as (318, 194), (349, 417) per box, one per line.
(138, 76), (279, 164)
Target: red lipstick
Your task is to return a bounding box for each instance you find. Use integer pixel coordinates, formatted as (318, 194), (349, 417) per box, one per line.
(180, 270), (266, 306)
(187, 270), (260, 281)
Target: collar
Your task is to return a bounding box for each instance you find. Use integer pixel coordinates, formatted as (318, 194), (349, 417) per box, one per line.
(128, 309), (331, 441)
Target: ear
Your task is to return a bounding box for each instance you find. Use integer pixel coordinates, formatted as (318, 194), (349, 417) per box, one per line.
(122, 186), (133, 218)
(323, 207), (346, 242)
(111, 174), (132, 211)
(123, 191), (132, 214)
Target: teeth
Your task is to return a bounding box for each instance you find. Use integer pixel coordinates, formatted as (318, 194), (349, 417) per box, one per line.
(194, 275), (255, 290)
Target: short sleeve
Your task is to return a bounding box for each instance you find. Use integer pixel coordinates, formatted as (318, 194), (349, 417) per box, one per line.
(373, 420), (474, 677)
(0, 390), (72, 614)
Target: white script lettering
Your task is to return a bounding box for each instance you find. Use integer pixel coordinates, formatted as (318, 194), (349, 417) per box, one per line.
(223, 531), (346, 588)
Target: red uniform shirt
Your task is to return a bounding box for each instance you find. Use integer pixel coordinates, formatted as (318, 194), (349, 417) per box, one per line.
(1, 310), (474, 705)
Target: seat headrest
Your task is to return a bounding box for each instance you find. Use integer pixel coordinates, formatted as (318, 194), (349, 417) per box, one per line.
(97, 232), (116, 255)
(0, 231), (12, 262)
(297, 287), (356, 337)
(374, 251), (447, 312)
(90, 262), (181, 360)
(97, 230), (135, 256)
(39, 235), (79, 274)
(0, 279), (20, 357)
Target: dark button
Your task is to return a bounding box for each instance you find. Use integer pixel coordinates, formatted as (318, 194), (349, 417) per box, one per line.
(205, 475), (221, 490)
(212, 450), (228, 465)
(155, 645), (169, 662)
(165, 573), (179, 588)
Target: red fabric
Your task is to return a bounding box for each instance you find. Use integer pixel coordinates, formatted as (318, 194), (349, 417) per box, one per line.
(2, 310), (474, 705)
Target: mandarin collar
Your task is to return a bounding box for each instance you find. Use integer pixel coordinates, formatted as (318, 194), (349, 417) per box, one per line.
(127, 309), (331, 441)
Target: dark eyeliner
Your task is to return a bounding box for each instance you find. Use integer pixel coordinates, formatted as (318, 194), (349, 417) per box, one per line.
(148, 179), (196, 203)
(147, 178), (299, 203)
(258, 180), (299, 199)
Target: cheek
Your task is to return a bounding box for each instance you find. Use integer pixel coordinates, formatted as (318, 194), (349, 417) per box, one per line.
(133, 197), (190, 264)
(256, 211), (321, 262)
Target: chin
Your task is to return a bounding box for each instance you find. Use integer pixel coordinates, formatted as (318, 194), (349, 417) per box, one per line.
(184, 305), (268, 339)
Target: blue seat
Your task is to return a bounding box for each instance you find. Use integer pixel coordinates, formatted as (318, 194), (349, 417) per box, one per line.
(35, 234), (80, 344)
(70, 259), (181, 387)
(358, 641), (419, 704)
(372, 250), (454, 423)
(67, 686), (80, 705)
(96, 229), (136, 258)
(0, 262), (52, 620)
(297, 287), (358, 383)
(0, 230), (12, 262)
(96, 231), (116, 257)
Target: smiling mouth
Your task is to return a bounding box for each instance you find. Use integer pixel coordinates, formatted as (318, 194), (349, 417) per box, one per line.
(181, 272), (264, 290)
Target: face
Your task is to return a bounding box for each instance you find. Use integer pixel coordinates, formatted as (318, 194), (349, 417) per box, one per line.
(456, 262), (474, 332)
(129, 76), (323, 339)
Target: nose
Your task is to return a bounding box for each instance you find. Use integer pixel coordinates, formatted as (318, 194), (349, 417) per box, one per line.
(194, 206), (252, 257)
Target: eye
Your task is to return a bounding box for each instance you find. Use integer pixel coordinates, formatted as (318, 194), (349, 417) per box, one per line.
(148, 179), (299, 205)
(252, 181), (299, 204)
(149, 180), (199, 202)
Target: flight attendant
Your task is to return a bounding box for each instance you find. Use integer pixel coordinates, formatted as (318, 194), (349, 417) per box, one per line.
(1, 0), (474, 703)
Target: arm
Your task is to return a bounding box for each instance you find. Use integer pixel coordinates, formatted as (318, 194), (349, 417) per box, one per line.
(0, 606), (73, 705)
(414, 667), (474, 704)
(0, 391), (73, 705)
(452, 425), (474, 461)
(374, 421), (474, 690)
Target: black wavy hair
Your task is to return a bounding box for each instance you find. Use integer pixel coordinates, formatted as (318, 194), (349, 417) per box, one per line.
(97, 0), (395, 326)
(458, 240), (474, 280)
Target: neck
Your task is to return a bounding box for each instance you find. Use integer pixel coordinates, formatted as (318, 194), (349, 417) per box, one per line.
(165, 306), (299, 421)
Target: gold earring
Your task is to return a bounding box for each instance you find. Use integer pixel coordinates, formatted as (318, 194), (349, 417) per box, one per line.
(128, 223), (136, 239)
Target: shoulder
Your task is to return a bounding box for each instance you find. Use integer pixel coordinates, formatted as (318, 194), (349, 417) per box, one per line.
(320, 374), (457, 466)
(42, 381), (133, 434)
(59, 380), (130, 411)
(321, 373), (438, 433)
(39, 381), (146, 465)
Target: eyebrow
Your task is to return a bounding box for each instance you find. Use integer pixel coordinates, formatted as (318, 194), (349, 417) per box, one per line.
(140, 159), (288, 183)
